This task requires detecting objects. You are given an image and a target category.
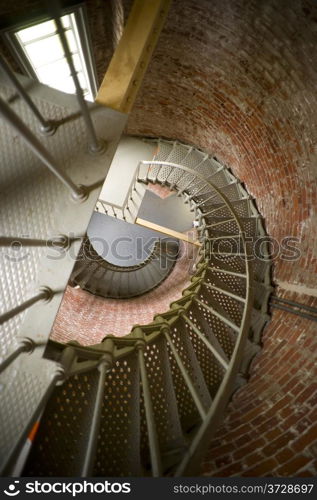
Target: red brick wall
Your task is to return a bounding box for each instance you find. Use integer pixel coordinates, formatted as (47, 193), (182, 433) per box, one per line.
(125, 0), (317, 476)
(127, 0), (317, 290)
(203, 292), (317, 477)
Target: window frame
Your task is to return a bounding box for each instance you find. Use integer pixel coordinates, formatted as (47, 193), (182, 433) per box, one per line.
(2, 3), (98, 99)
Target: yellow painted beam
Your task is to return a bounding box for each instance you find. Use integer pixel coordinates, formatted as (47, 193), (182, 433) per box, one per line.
(96, 0), (172, 113)
(136, 218), (202, 247)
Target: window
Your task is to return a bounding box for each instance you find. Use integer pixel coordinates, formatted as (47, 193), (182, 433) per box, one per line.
(3, 6), (97, 101)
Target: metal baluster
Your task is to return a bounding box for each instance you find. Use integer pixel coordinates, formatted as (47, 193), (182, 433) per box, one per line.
(195, 191), (219, 208)
(205, 218), (236, 229)
(134, 163), (140, 188)
(0, 96), (86, 200)
(0, 236), (68, 247)
(195, 298), (240, 333)
(207, 266), (247, 279)
(177, 155), (209, 196)
(203, 204), (228, 217)
(202, 282), (246, 303)
(206, 234), (241, 241)
(101, 201), (108, 214)
(49, 1), (103, 154)
(188, 170), (224, 200)
(136, 340), (162, 477)
(81, 339), (114, 477)
(0, 287), (52, 325)
(0, 56), (55, 135)
(0, 338), (34, 374)
(187, 180), (207, 200)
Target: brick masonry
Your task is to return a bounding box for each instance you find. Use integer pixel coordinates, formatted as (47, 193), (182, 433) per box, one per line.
(127, 0), (317, 291)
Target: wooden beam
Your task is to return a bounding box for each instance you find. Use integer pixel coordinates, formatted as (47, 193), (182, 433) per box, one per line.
(96, 0), (172, 113)
(136, 218), (202, 247)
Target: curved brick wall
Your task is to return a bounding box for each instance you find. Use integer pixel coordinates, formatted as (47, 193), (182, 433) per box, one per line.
(128, 0), (317, 290)
(125, 0), (317, 476)
(202, 291), (317, 477)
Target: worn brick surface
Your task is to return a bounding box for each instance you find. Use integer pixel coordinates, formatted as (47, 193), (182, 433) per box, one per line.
(127, 0), (317, 290)
(201, 298), (317, 477)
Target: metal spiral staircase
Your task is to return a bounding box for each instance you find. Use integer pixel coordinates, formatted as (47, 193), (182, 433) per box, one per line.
(0, 10), (272, 476)
(70, 231), (179, 299)
(1, 114), (272, 476)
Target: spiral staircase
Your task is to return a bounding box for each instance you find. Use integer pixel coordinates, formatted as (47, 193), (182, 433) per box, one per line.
(0, 4), (272, 474)
(70, 222), (180, 299)
(0, 80), (272, 476)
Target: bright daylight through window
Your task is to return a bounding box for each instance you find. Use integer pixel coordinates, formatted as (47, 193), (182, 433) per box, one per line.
(14, 12), (94, 101)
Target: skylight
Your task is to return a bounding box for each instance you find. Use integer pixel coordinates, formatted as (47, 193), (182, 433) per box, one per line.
(14, 12), (94, 101)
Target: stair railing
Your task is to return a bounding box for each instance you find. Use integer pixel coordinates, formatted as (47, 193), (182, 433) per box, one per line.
(0, 7), (126, 472)
(96, 161), (141, 220)
(0, 55), (55, 135)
